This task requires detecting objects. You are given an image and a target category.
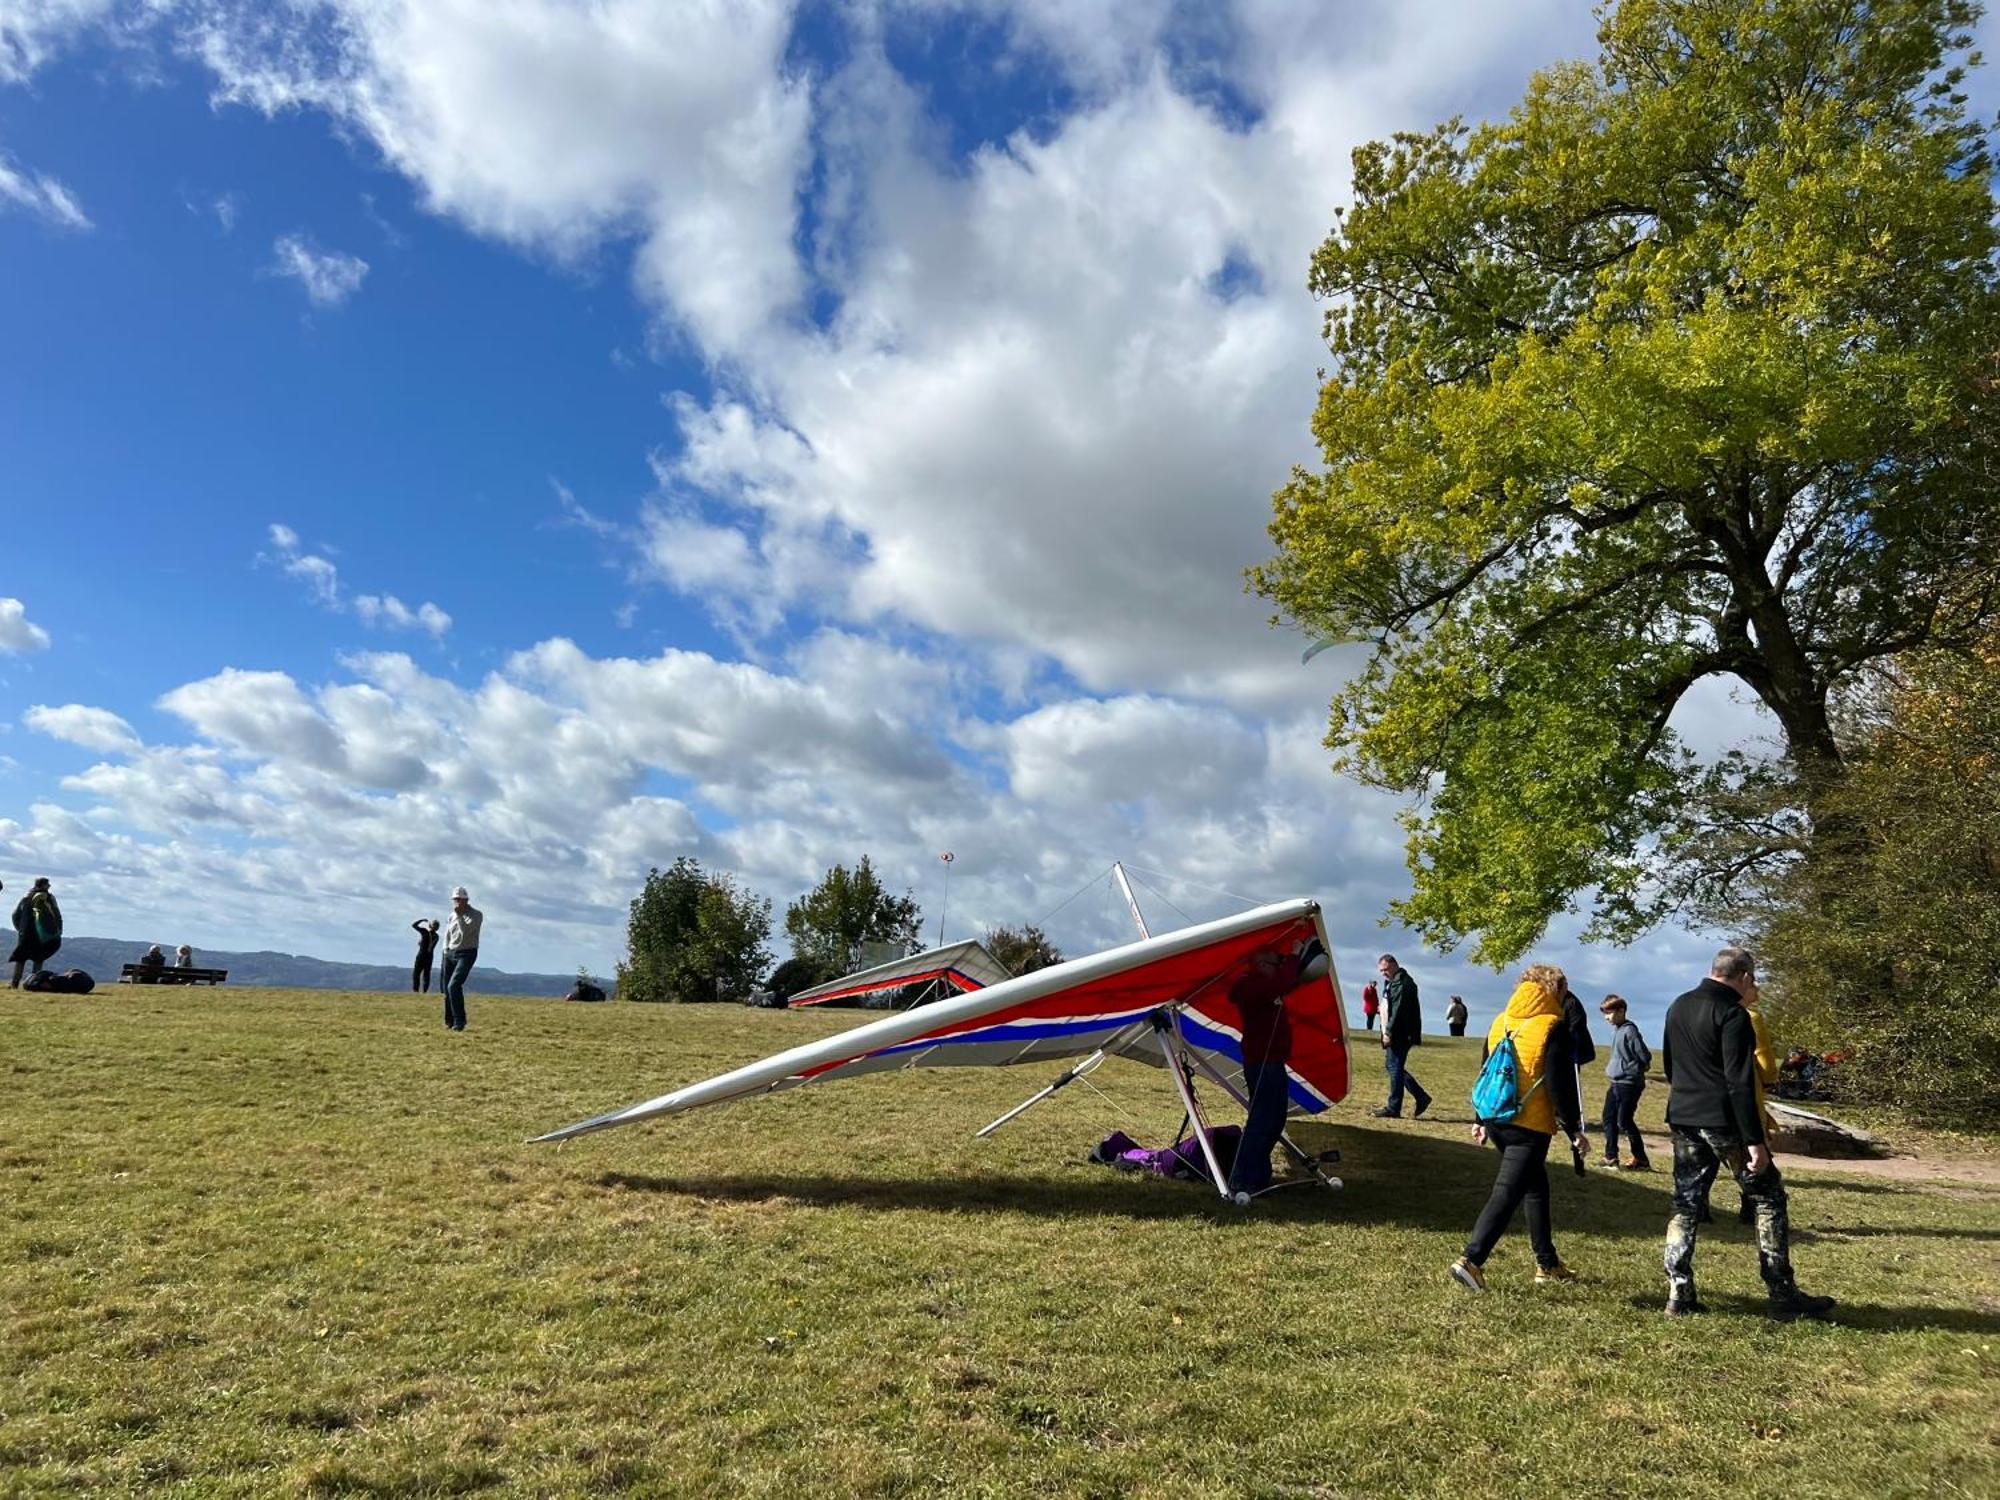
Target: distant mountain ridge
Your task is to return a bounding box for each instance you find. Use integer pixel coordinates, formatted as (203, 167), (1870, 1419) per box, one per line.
(49, 936), (595, 998)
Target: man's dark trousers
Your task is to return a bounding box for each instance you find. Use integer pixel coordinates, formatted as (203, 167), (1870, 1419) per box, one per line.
(1666, 1125), (1793, 1298)
(441, 947), (476, 1030)
(1383, 1041), (1429, 1116)
(1227, 1062), (1290, 1197)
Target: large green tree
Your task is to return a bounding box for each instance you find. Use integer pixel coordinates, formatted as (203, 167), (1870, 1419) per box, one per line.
(1254, 0), (2000, 963)
(618, 858), (773, 1004)
(784, 856), (922, 974)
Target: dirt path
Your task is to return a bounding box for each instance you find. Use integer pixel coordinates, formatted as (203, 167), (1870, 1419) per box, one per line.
(1630, 1128), (2000, 1190)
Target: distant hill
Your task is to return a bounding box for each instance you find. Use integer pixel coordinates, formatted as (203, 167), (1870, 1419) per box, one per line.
(49, 936), (598, 998)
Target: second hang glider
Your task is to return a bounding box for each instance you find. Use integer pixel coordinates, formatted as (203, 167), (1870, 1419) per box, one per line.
(534, 899), (1351, 1199)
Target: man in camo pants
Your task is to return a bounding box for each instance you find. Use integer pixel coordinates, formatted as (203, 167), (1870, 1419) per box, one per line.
(1660, 946), (1834, 1322)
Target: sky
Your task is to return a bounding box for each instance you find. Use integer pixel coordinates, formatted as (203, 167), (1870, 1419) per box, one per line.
(7, 1), (1987, 1029)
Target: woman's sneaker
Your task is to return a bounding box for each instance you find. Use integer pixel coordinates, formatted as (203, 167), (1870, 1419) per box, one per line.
(1449, 1258), (1487, 1293)
(1534, 1262), (1580, 1285)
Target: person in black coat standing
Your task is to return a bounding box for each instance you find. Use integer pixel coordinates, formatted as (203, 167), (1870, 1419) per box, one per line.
(411, 919), (440, 993)
(1661, 946), (1834, 1321)
(1560, 985), (1598, 1068)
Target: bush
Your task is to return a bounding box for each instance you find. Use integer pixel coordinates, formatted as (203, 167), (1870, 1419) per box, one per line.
(1760, 642), (2000, 1127)
(617, 859), (773, 1005)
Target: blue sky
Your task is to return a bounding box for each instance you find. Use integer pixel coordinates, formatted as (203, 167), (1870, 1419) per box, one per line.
(10, 1), (1978, 1032)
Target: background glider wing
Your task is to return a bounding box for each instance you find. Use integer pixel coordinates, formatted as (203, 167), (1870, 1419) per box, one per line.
(788, 937), (1013, 1006)
(533, 899), (1348, 1143)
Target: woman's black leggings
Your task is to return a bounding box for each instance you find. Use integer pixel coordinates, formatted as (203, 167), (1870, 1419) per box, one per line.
(413, 955), (433, 993)
(1463, 1124), (1558, 1269)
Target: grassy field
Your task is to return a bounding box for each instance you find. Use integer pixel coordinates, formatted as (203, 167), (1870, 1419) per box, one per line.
(3, 988), (1996, 1499)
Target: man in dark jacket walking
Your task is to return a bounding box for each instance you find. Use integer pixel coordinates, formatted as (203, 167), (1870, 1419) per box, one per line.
(1661, 947), (1833, 1321)
(1371, 953), (1431, 1119)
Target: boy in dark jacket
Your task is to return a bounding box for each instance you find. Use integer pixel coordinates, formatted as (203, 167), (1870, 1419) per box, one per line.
(1597, 994), (1652, 1170)
(1661, 947), (1833, 1321)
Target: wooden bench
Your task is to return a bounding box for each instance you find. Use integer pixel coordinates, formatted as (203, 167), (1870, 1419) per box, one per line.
(120, 964), (229, 986)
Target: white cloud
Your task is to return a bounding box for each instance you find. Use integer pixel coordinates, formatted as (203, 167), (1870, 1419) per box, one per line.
(0, 597), (51, 653)
(353, 594), (451, 640)
(0, 0), (121, 85)
(270, 231), (368, 306)
(25, 704), (141, 754)
(17, 637), (1419, 981)
(622, 4), (1597, 706)
(284, 551), (341, 606)
(168, 2), (1592, 706)
(194, 0), (811, 356)
(264, 523), (450, 638)
(0, 146), (90, 229)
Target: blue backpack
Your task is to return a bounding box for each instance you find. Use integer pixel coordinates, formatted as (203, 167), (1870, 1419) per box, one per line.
(1471, 1022), (1544, 1125)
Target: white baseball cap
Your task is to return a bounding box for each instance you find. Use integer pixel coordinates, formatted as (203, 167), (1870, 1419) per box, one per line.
(451, 886), (469, 900)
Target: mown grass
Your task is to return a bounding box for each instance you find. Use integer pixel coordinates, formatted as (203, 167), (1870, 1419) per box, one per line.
(3, 988), (1996, 1498)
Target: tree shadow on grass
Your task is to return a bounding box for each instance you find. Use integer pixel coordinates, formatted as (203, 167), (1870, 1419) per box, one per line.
(1624, 1290), (2000, 1334)
(1809, 1223), (2000, 1242)
(593, 1121), (1675, 1237)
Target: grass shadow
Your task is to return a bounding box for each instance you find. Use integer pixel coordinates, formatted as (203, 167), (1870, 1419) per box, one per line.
(595, 1121), (1677, 1237)
(1811, 1223), (2000, 1242)
(1619, 1288), (2000, 1333)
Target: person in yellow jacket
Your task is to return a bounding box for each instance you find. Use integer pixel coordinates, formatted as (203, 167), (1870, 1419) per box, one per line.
(1450, 964), (1589, 1292)
(1735, 995), (1781, 1223)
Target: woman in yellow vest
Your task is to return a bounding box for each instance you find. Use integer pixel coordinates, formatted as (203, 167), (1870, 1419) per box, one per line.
(1450, 963), (1589, 1292)
(1735, 994), (1781, 1222)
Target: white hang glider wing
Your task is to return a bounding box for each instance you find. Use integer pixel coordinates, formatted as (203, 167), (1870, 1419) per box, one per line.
(533, 899), (1350, 1147)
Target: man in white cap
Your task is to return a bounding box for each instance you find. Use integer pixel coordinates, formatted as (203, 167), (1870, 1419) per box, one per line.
(440, 886), (483, 1032)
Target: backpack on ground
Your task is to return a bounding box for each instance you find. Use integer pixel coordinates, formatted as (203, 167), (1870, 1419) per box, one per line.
(1471, 1023), (1544, 1125)
(23, 968), (93, 994)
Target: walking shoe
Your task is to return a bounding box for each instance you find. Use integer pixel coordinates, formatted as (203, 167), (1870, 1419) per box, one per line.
(1412, 1095), (1432, 1119)
(1368, 1107), (1401, 1118)
(1534, 1262), (1580, 1285)
(1664, 1291), (1704, 1317)
(1596, 1157), (1623, 1170)
(1449, 1258), (1486, 1293)
(1621, 1157), (1652, 1172)
(1768, 1287), (1836, 1323)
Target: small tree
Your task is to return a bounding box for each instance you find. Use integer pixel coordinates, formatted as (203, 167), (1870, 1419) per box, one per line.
(618, 858), (773, 1004)
(985, 924), (1064, 977)
(784, 856), (921, 974)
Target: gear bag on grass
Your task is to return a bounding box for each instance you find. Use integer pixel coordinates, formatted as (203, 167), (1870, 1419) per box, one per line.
(1471, 1023), (1545, 1125)
(22, 968), (93, 994)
